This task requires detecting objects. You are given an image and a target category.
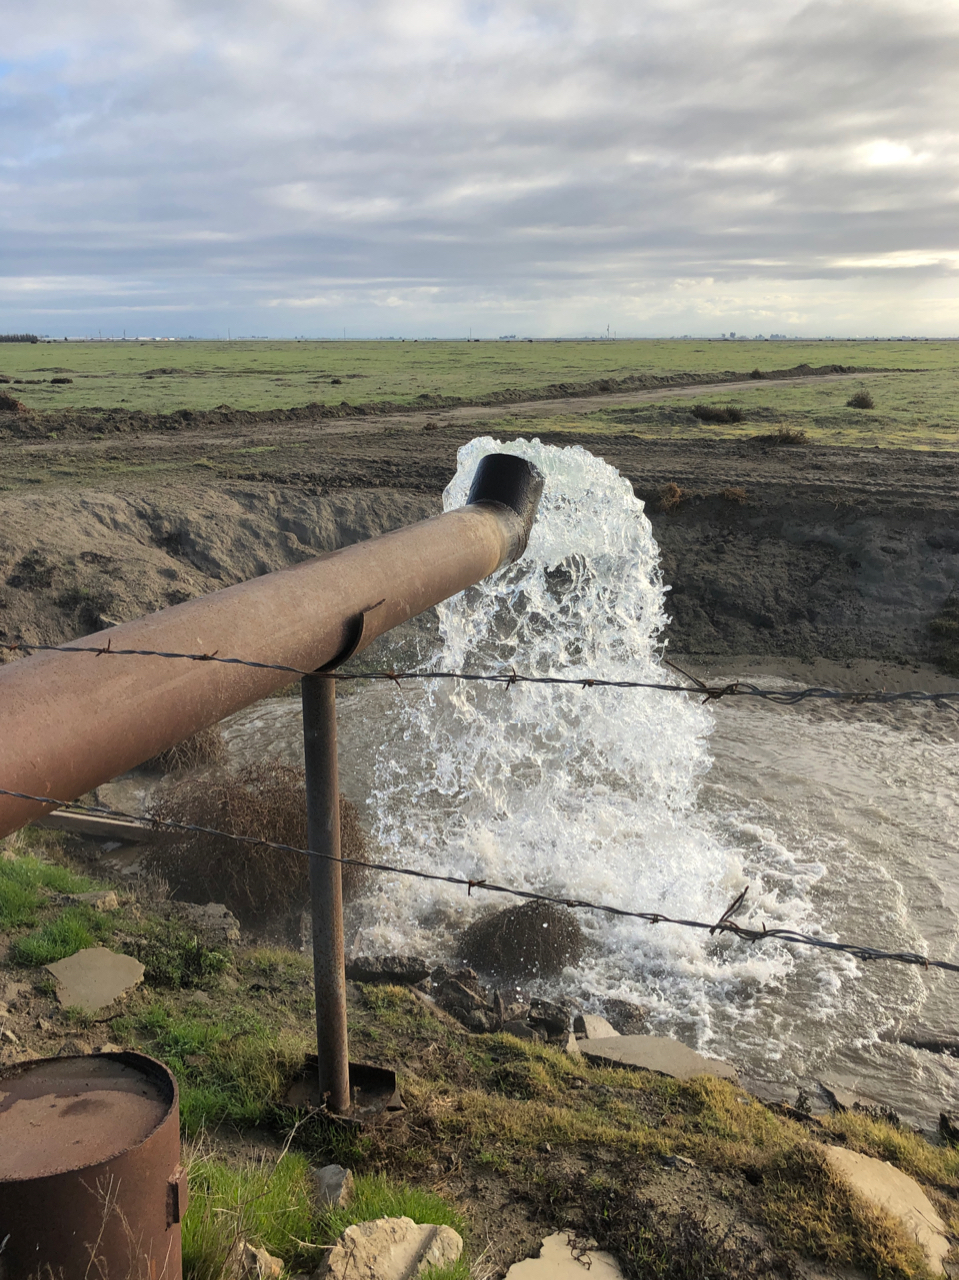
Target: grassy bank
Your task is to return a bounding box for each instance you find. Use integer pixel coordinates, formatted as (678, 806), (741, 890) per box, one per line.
(2, 833), (958, 1278)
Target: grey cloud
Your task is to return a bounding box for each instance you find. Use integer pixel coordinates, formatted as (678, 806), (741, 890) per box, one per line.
(1, 0), (957, 334)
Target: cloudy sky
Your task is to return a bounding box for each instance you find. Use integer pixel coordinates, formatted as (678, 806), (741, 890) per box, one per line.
(2, 0), (958, 337)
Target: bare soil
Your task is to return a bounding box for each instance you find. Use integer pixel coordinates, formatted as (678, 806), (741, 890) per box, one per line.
(1, 385), (957, 676)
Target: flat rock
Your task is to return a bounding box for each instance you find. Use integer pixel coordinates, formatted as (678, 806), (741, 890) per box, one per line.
(574, 1013), (619, 1040)
(237, 1240), (284, 1278)
(505, 1233), (623, 1280)
(346, 955), (431, 985)
(45, 947), (145, 1014)
(316, 1215), (462, 1280)
(580, 1035), (738, 1083)
(172, 901), (240, 945)
(823, 1145), (949, 1274)
(502, 1020), (546, 1042)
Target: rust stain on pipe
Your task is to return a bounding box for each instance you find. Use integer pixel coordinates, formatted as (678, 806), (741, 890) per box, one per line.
(0, 489), (534, 838)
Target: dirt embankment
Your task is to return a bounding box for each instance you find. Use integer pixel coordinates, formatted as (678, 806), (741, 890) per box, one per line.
(0, 420), (957, 672)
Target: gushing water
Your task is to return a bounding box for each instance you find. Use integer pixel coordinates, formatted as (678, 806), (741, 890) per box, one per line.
(359, 439), (841, 1052)
(220, 436), (958, 1119)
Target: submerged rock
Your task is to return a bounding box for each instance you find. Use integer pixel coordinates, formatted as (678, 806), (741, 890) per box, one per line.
(602, 997), (649, 1035)
(459, 900), (585, 980)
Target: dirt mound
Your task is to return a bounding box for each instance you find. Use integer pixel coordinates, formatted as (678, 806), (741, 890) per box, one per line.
(459, 900), (585, 979)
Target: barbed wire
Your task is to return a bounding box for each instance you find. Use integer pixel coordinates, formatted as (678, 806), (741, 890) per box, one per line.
(1, 639), (957, 708)
(1, 783), (955, 975)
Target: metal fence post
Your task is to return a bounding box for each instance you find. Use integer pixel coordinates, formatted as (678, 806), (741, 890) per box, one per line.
(301, 672), (351, 1113)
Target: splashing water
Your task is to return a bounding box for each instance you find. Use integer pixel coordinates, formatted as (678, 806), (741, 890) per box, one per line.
(359, 437), (845, 1052)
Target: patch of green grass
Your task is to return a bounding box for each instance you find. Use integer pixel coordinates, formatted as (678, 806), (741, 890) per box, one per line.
(122, 916), (230, 989)
(183, 1149), (316, 1279)
(317, 1171), (466, 1244)
(9, 905), (107, 965)
(761, 1144), (933, 1279)
(182, 1155), (468, 1280)
(135, 1002), (309, 1135)
(0, 849), (97, 927)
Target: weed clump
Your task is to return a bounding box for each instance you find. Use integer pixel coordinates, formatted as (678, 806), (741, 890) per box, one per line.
(6, 549), (54, 589)
(143, 724), (226, 773)
(460, 899), (585, 980)
(847, 389), (875, 409)
(123, 916), (230, 988)
(657, 482), (687, 513)
(149, 761), (369, 926)
(691, 403), (744, 424)
(722, 487), (748, 503)
(752, 426), (808, 446)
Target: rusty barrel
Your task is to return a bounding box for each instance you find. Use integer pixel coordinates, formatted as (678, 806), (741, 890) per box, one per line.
(0, 1051), (187, 1280)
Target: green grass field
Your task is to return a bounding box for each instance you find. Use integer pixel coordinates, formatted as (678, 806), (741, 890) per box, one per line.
(486, 368), (959, 451)
(0, 337), (952, 413)
(2, 337), (957, 450)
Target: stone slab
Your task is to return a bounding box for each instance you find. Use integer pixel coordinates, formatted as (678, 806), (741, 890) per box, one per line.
(574, 1014), (619, 1040)
(171, 901), (241, 945)
(823, 1145), (949, 1274)
(581, 1035), (738, 1082)
(36, 810), (153, 842)
(46, 946), (145, 1014)
(505, 1233), (623, 1280)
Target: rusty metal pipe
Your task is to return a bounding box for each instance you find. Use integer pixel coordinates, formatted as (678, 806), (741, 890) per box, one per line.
(301, 673), (351, 1113)
(0, 453), (543, 838)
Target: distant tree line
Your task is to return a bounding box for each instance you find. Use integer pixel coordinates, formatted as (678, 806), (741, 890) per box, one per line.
(0, 334), (39, 343)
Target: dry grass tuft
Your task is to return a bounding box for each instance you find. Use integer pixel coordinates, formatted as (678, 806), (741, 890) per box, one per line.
(149, 760), (369, 925)
(657, 482), (687, 513)
(691, 403), (744, 424)
(752, 425), (808, 446)
(143, 725), (226, 774)
(722, 487), (748, 503)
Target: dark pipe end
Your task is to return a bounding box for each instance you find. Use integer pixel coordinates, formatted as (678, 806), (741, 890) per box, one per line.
(466, 453), (545, 560)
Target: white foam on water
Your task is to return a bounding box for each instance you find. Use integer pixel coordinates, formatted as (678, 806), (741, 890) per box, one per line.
(357, 437), (850, 1053)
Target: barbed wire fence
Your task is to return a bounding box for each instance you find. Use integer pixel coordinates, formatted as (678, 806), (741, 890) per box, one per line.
(2, 636), (957, 977)
(2, 638), (958, 707)
(1, 782), (956, 976)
